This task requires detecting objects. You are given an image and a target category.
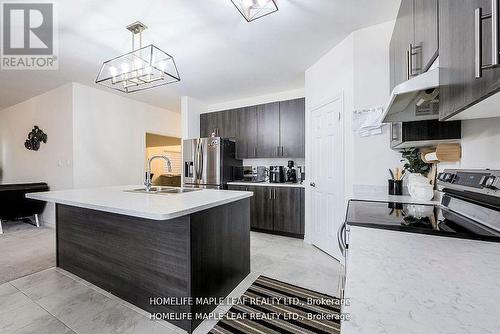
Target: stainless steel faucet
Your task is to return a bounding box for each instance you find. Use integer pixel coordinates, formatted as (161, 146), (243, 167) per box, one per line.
(145, 155), (172, 192)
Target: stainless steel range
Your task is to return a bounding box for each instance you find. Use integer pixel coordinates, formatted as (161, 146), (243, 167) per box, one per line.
(337, 169), (500, 298)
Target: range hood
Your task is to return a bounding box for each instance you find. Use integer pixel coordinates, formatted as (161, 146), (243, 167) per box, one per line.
(381, 66), (440, 123)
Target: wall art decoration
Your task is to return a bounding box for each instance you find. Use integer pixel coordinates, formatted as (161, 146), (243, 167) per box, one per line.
(25, 126), (48, 151)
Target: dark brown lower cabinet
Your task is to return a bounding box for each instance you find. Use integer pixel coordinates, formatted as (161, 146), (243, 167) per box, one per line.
(249, 185), (274, 231)
(228, 185), (304, 239)
(273, 187), (303, 235)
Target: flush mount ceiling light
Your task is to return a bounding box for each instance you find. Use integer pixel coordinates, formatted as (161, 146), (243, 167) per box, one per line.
(231, 0), (278, 22)
(95, 21), (180, 93)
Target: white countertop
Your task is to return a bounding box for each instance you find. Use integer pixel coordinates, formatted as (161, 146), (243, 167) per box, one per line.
(26, 186), (253, 221)
(342, 226), (500, 334)
(228, 181), (305, 188)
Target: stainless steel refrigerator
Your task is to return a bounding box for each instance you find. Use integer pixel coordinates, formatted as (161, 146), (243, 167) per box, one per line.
(183, 138), (242, 189)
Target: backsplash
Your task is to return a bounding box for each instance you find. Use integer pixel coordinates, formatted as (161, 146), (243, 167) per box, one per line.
(438, 117), (500, 172)
(242, 158), (305, 168)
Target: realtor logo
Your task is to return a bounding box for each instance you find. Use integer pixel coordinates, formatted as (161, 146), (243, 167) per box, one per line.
(1, 2), (58, 70)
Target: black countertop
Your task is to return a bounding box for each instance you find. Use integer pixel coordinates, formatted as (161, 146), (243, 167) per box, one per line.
(346, 200), (500, 243)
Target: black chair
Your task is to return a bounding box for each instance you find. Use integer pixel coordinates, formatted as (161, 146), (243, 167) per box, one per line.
(0, 183), (49, 234)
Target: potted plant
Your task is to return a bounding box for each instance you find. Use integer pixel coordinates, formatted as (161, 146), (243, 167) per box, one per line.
(400, 148), (432, 176)
(400, 148), (434, 200)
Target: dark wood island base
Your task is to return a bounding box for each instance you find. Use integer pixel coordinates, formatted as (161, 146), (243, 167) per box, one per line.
(56, 199), (250, 333)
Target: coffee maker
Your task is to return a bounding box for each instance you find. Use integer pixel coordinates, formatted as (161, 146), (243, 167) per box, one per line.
(269, 166), (285, 183)
(286, 160), (298, 183)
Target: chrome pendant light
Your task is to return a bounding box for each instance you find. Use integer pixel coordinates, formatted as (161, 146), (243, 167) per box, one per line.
(231, 0), (278, 22)
(95, 21), (180, 93)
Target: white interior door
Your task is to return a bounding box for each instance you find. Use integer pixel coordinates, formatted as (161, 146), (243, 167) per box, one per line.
(309, 95), (345, 261)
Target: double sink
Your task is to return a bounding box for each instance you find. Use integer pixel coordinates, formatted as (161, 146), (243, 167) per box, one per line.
(126, 187), (201, 195)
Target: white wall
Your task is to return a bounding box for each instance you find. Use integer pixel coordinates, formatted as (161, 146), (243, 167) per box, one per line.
(304, 21), (401, 242)
(306, 21), (400, 199)
(72, 83), (181, 189)
(0, 84), (74, 225)
(351, 21), (401, 192)
(181, 96), (206, 140)
(0, 83), (181, 226)
(438, 118), (500, 171)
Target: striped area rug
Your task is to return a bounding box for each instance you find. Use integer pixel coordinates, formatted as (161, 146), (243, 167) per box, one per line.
(210, 276), (341, 334)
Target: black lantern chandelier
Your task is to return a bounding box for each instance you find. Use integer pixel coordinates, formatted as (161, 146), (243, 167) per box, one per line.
(95, 21), (180, 93)
(231, 0), (278, 22)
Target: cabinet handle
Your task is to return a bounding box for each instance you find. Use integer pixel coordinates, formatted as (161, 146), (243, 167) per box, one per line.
(493, 0), (499, 67)
(274, 188), (277, 200)
(476, 7), (484, 78)
(281, 146), (284, 156)
(475, 0), (500, 79)
(253, 147), (256, 157)
(406, 44), (412, 80)
(310, 182), (316, 188)
(407, 43), (415, 80)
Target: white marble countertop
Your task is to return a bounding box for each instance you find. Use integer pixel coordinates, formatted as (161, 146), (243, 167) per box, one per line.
(26, 186), (253, 221)
(227, 181), (305, 188)
(342, 226), (500, 334)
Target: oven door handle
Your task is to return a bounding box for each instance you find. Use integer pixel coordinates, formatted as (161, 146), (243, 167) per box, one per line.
(337, 221), (347, 257)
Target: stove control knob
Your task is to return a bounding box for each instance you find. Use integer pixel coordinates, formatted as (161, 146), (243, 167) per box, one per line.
(437, 173), (445, 181)
(444, 173), (453, 182)
(483, 176), (497, 189)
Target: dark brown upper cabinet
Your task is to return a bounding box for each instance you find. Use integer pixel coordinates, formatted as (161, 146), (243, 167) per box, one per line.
(414, 0), (439, 73)
(200, 109), (237, 139)
(200, 98), (305, 159)
(390, 0), (439, 92)
(236, 106), (258, 159)
(439, 0), (500, 121)
(257, 102), (281, 158)
(279, 98), (306, 158)
(390, 0), (415, 91)
(200, 112), (217, 138)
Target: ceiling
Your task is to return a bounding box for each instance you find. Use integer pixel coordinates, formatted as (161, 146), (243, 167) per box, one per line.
(0, 0), (400, 112)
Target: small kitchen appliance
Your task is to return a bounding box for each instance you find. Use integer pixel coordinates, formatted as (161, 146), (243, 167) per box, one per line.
(242, 166), (266, 182)
(298, 166), (305, 183)
(269, 166), (285, 183)
(286, 160), (298, 183)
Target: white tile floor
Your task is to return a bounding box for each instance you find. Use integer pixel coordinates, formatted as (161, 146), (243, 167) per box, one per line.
(251, 232), (342, 296)
(0, 227), (341, 334)
(0, 220), (55, 284)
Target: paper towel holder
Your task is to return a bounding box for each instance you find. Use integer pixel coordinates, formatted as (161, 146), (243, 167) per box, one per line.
(421, 143), (462, 163)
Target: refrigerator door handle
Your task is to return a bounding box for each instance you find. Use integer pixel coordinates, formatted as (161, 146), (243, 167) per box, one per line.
(194, 141), (203, 181)
(197, 142), (204, 180)
(194, 142), (198, 180)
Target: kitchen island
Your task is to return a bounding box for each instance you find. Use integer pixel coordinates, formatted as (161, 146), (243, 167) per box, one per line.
(27, 186), (253, 333)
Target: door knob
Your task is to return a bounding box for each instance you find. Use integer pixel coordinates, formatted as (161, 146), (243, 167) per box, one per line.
(310, 182), (316, 187)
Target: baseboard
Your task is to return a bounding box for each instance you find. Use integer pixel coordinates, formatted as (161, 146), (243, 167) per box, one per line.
(251, 228), (304, 239)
